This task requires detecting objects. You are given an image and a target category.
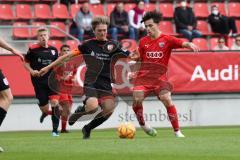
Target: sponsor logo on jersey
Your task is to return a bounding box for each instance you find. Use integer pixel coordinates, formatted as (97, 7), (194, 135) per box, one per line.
(159, 42), (165, 47)
(146, 51), (164, 59)
(90, 51), (95, 56)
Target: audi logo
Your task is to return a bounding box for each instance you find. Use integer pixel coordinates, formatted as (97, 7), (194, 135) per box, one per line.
(146, 51), (163, 59)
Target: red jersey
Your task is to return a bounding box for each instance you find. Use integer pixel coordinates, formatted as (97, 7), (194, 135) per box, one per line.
(134, 34), (183, 86)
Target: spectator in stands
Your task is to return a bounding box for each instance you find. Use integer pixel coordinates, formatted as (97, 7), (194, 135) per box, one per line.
(129, 0), (146, 40)
(208, 5), (238, 37)
(109, 2), (135, 40)
(214, 37), (229, 51)
(174, 0), (202, 41)
(75, 2), (94, 41)
(231, 34), (240, 50)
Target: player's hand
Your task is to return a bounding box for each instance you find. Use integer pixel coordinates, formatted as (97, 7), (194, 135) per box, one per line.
(188, 42), (200, 52)
(12, 49), (24, 61)
(129, 50), (140, 61)
(39, 67), (50, 76)
(30, 70), (40, 77)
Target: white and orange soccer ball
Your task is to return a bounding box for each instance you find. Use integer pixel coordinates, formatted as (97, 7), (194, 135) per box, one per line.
(117, 122), (136, 139)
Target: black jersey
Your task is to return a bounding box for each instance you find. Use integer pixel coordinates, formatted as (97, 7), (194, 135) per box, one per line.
(78, 39), (129, 86)
(25, 43), (58, 82)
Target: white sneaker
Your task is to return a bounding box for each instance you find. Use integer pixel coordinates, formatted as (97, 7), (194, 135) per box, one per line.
(141, 124), (157, 137)
(175, 130), (185, 138)
(0, 146), (4, 152)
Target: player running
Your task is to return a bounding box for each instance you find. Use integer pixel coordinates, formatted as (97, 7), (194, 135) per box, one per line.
(130, 11), (199, 137)
(0, 38), (23, 152)
(24, 27), (61, 137)
(39, 16), (130, 139)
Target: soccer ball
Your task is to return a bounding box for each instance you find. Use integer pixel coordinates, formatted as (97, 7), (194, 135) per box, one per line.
(117, 122), (136, 139)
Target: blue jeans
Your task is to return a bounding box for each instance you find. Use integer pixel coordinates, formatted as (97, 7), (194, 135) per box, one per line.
(179, 29), (202, 41)
(109, 27), (135, 40)
(77, 28), (84, 41)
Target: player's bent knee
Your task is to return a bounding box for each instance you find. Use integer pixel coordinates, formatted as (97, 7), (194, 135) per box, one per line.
(85, 97), (98, 112)
(50, 99), (59, 107)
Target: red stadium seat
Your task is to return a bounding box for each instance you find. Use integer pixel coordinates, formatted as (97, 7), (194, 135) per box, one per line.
(50, 22), (67, 38)
(89, 4), (104, 16)
(34, 4), (53, 19)
(236, 20), (240, 33)
(193, 3), (209, 18)
(145, 3), (156, 12)
(13, 22), (31, 39)
(210, 37), (219, 50)
(120, 39), (137, 52)
(70, 4), (81, 18)
(159, 3), (173, 18)
(52, 3), (70, 19)
(48, 40), (63, 51)
(0, 4), (15, 20)
(192, 38), (209, 51)
(31, 22), (47, 38)
(228, 2), (240, 17)
(159, 21), (174, 35)
(66, 40), (80, 50)
(210, 2), (226, 15)
(124, 3), (135, 12)
(16, 4), (33, 20)
(107, 3), (116, 16)
(228, 37), (234, 48)
(197, 20), (210, 35)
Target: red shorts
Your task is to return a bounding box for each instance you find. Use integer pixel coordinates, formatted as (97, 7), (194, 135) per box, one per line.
(133, 81), (173, 97)
(49, 94), (73, 103)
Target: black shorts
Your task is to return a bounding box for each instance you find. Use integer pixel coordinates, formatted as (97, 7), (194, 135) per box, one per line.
(0, 70), (10, 91)
(32, 80), (58, 107)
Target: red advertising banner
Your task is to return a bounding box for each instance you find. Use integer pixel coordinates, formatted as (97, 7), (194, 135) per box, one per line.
(1, 52), (240, 97)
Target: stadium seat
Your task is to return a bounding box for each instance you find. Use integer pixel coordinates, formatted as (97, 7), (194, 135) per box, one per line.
(228, 37), (234, 48)
(66, 40), (80, 50)
(120, 39), (137, 52)
(0, 4), (15, 20)
(159, 3), (173, 18)
(159, 21), (174, 35)
(145, 3), (156, 12)
(192, 38), (209, 51)
(210, 37), (219, 50)
(236, 20), (240, 33)
(34, 4), (53, 19)
(193, 3), (209, 18)
(210, 2), (226, 15)
(175, 38), (189, 51)
(48, 40), (63, 51)
(13, 22), (31, 39)
(50, 22), (67, 38)
(228, 2), (240, 17)
(16, 4), (33, 20)
(107, 3), (115, 16)
(89, 4), (104, 16)
(124, 3), (135, 12)
(70, 4), (81, 18)
(52, 3), (70, 19)
(31, 22), (47, 38)
(197, 20), (210, 35)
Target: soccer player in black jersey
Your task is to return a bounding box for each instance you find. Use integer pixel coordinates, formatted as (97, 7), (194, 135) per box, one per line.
(24, 27), (61, 137)
(39, 16), (130, 139)
(0, 38), (23, 152)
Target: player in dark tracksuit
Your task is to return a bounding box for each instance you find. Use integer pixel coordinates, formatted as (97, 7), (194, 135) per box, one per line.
(24, 27), (61, 137)
(39, 16), (130, 139)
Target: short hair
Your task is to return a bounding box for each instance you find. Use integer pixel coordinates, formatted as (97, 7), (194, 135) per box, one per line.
(235, 34), (240, 39)
(60, 44), (70, 51)
(218, 37), (225, 42)
(141, 11), (163, 23)
(91, 16), (110, 30)
(211, 5), (218, 10)
(37, 27), (49, 34)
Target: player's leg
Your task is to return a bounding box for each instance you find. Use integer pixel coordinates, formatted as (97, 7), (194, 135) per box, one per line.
(82, 96), (115, 139)
(132, 89), (157, 137)
(60, 97), (72, 133)
(49, 95), (61, 136)
(157, 89), (185, 138)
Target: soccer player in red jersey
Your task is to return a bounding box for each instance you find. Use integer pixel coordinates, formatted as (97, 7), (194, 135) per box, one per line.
(129, 11), (199, 137)
(0, 38), (23, 152)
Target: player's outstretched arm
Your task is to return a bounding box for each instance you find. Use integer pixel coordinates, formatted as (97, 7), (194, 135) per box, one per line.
(0, 38), (24, 61)
(182, 42), (200, 52)
(39, 51), (77, 76)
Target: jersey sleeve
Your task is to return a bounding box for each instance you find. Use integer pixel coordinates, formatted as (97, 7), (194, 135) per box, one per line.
(24, 48), (33, 63)
(168, 36), (184, 49)
(114, 41), (130, 57)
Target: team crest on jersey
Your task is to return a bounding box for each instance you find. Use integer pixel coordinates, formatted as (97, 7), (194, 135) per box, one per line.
(107, 44), (114, 52)
(3, 78), (9, 86)
(159, 42), (165, 48)
(51, 50), (56, 55)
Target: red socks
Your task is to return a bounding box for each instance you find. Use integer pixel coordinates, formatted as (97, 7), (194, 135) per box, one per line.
(132, 103), (145, 126)
(61, 116), (68, 131)
(167, 105), (180, 131)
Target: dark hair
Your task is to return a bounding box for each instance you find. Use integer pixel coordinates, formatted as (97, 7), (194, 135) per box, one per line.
(141, 11), (163, 23)
(91, 16), (110, 30)
(60, 44), (70, 51)
(235, 34), (240, 39)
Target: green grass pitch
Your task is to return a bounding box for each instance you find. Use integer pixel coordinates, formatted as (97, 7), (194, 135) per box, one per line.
(0, 126), (240, 160)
